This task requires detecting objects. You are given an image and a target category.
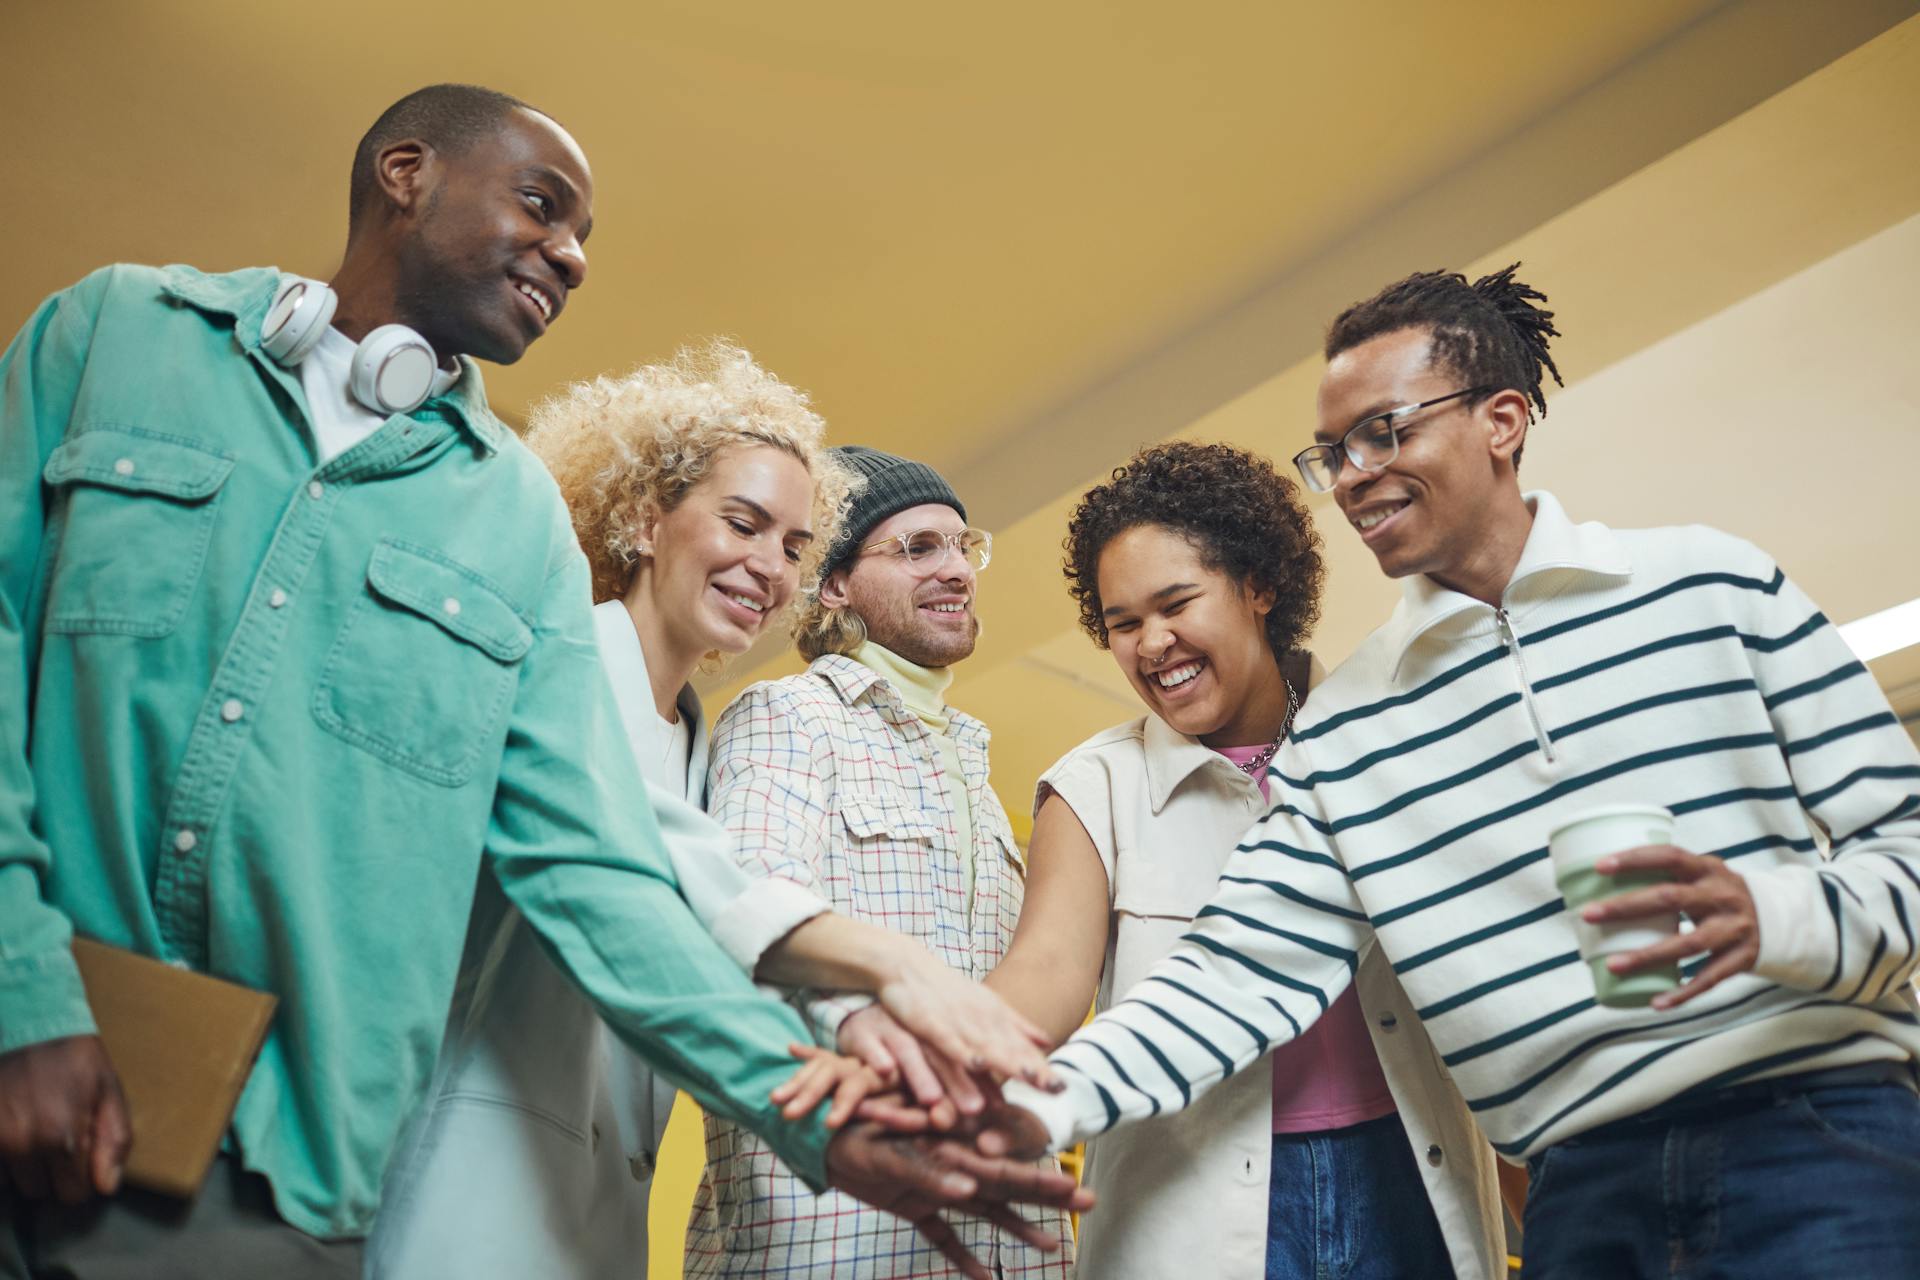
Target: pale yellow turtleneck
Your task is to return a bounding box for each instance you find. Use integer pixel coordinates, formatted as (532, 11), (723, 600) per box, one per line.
(852, 641), (975, 902)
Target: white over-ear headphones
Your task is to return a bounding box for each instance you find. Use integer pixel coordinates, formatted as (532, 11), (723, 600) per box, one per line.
(259, 276), (444, 416)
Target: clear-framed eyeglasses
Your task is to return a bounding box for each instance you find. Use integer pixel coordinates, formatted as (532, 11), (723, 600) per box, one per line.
(1291, 386), (1493, 493)
(861, 526), (993, 572)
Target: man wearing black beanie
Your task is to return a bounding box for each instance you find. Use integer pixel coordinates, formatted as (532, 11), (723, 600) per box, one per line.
(691, 448), (1072, 1279)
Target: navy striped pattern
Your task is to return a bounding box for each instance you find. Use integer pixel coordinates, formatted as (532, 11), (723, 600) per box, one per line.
(1025, 507), (1920, 1159)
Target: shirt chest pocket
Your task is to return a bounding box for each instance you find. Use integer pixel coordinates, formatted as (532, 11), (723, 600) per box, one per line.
(313, 538), (533, 787)
(1110, 808), (1247, 924)
(1111, 845), (1213, 923)
(41, 427), (235, 638)
(837, 788), (941, 901)
(1108, 821), (1240, 998)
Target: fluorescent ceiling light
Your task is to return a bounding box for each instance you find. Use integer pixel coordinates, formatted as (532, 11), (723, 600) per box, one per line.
(1839, 597), (1920, 663)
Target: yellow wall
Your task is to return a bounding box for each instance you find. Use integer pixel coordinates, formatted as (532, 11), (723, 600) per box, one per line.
(648, 1098), (707, 1275)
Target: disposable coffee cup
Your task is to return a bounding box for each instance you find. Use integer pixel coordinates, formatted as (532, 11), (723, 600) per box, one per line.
(1549, 804), (1681, 1008)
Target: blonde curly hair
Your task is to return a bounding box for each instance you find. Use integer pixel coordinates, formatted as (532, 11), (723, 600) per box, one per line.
(526, 340), (858, 646)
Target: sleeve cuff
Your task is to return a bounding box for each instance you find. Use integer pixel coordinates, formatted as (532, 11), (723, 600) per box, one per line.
(765, 1103), (833, 1193)
(710, 878), (831, 973)
(805, 993), (873, 1047)
(0, 947), (98, 1055)
(1744, 864), (1835, 990)
(1001, 1077), (1084, 1153)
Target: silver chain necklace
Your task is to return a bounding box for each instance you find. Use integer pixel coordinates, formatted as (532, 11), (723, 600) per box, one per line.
(1235, 680), (1300, 779)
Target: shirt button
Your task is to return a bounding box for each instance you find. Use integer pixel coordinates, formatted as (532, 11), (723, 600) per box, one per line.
(1426, 1144), (1444, 1167)
(173, 829), (198, 853)
(220, 698), (245, 723)
(307, 480), (325, 500)
(269, 588), (288, 609)
(113, 458), (135, 476)
(1378, 1012), (1398, 1032)
(443, 597), (462, 617)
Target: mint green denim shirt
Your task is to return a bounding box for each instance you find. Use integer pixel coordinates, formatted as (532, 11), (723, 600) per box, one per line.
(0, 264), (828, 1237)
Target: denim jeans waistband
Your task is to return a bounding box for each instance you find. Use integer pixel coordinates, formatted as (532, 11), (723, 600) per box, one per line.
(1577, 1060), (1919, 1138)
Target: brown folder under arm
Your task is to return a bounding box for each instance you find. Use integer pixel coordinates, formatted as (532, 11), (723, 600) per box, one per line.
(72, 938), (278, 1199)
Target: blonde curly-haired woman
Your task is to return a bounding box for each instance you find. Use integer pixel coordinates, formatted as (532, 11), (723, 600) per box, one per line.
(368, 343), (1053, 1279)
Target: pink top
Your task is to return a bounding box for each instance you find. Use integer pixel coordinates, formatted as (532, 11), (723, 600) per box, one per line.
(1215, 743), (1397, 1134)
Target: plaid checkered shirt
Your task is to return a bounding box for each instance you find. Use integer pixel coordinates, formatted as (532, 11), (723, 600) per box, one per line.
(685, 654), (1073, 1278)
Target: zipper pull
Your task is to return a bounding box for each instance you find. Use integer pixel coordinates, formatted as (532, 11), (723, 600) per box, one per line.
(1494, 608), (1558, 763)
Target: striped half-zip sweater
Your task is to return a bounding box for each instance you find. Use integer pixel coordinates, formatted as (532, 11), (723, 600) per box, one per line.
(1008, 491), (1920, 1161)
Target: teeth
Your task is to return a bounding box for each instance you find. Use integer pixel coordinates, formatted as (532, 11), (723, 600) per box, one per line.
(1155, 661), (1203, 689)
(516, 281), (552, 320)
(1354, 501), (1409, 531)
(926, 602), (965, 613)
(724, 592), (765, 613)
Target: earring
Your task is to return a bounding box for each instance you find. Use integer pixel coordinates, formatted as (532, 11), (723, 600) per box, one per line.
(634, 543), (653, 557)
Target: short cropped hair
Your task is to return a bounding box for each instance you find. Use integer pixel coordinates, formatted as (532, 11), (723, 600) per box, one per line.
(348, 84), (550, 233)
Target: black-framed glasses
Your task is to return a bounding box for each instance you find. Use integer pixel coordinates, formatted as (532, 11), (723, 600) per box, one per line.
(861, 527), (993, 572)
(1292, 386), (1493, 493)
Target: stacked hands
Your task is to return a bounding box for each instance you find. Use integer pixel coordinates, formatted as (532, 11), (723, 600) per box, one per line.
(762, 842), (1765, 1278)
(0, 957), (1083, 1280)
(764, 957), (1086, 1280)
(0, 844), (1753, 1280)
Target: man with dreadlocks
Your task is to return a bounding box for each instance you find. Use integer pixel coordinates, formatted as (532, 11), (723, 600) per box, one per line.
(959, 265), (1920, 1275)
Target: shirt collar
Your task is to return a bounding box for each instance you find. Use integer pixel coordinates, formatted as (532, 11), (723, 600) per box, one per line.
(1380, 490), (1634, 683)
(591, 600), (705, 788)
(1140, 711), (1258, 814)
(812, 652), (991, 747)
(814, 652), (889, 707)
(159, 265), (506, 455)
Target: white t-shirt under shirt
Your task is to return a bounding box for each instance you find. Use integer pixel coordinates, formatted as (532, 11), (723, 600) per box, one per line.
(298, 326), (459, 464)
(299, 326), (389, 464)
(658, 712), (692, 790)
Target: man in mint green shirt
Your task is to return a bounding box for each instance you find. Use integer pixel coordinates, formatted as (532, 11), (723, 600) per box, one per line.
(0, 85), (1085, 1278)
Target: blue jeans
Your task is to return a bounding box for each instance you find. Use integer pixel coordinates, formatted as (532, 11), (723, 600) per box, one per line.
(1522, 1077), (1920, 1279)
(1266, 1111), (1452, 1280)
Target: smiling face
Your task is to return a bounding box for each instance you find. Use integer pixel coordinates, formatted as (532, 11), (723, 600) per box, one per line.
(638, 445), (816, 658)
(1315, 326), (1528, 583)
(1097, 523), (1282, 746)
(823, 502), (980, 668)
(389, 107), (593, 364)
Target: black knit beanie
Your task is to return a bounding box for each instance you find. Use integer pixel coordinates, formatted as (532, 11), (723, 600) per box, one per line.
(820, 446), (967, 579)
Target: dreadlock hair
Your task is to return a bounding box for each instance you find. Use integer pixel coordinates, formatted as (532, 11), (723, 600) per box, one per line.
(1324, 263), (1563, 467)
(347, 84), (554, 236)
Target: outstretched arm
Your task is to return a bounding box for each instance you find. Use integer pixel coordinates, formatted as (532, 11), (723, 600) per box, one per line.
(760, 916), (1056, 1091)
(709, 685), (1052, 1091)
(987, 783), (1374, 1155)
(486, 547), (837, 1184)
(984, 792), (1111, 1045)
